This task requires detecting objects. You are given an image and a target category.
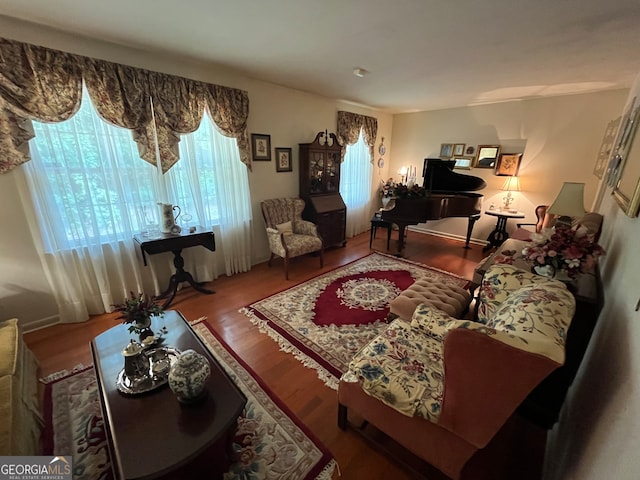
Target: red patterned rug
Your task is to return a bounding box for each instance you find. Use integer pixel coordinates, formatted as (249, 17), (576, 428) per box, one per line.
(41, 321), (336, 480)
(240, 252), (470, 389)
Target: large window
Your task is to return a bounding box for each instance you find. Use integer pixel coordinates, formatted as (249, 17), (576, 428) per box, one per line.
(340, 130), (373, 236)
(28, 87), (243, 252)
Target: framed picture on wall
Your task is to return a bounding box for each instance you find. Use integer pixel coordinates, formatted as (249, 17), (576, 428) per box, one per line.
(453, 143), (466, 156)
(473, 145), (501, 168)
(453, 157), (473, 169)
(275, 147), (293, 172)
(495, 153), (523, 176)
(593, 116), (621, 179)
(251, 133), (271, 161)
(440, 143), (454, 158)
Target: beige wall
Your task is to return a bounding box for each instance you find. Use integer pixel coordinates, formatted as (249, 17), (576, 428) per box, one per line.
(390, 90), (628, 243)
(543, 74), (640, 480)
(0, 17), (393, 327)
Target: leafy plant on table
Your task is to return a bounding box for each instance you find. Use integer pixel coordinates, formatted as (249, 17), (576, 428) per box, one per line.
(113, 291), (165, 334)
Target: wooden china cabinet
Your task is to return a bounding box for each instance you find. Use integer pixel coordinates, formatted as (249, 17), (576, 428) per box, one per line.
(299, 131), (347, 248)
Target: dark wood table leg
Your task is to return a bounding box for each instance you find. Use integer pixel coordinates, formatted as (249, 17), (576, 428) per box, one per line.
(155, 249), (215, 308)
(394, 224), (408, 256)
(483, 216), (510, 252)
(464, 214), (480, 249)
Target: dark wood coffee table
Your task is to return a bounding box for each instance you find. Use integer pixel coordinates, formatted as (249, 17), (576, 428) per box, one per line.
(90, 310), (246, 479)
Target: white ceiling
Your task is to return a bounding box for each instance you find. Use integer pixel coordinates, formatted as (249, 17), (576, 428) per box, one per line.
(1, 0), (639, 113)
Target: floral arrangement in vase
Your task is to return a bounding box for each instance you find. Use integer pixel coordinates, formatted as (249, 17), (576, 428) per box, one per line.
(392, 183), (427, 199)
(113, 291), (165, 337)
(522, 224), (605, 279)
(379, 178), (397, 198)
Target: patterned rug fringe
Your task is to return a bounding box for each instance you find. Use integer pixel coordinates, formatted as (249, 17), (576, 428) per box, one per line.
(240, 307), (339, 391)
(39, 363), (89, 384)
(187, 315), (207, 326)
(318, 459), (339, 479)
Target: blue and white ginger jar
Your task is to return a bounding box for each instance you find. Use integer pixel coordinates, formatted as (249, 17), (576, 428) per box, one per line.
(168, 349), (210, 403)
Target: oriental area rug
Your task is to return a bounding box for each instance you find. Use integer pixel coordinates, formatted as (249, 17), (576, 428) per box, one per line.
(240, 252), (470, 390)
(41, 321), (336, 480)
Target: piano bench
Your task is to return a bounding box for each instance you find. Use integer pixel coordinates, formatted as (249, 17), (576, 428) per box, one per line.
(370, 214), (394, 250)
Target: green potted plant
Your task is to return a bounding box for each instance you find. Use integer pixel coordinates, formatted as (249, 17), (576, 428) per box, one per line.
(113, 292), (165, 341)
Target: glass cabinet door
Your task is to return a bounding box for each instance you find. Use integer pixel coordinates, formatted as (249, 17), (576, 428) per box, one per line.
(309, 151), (325, 194)
(325, 152), (338, 193)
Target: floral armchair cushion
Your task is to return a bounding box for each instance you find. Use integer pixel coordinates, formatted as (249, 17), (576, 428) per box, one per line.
(265, 228), (322, 258)
(261, 198), (323, 258)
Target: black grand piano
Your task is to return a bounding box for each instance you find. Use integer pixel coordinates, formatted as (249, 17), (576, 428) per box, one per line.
(381, 158), (486, 254)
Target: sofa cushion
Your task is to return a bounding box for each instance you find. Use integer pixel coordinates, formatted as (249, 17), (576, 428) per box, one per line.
(348, 319), (445, 421)
(486, 284), (575, 363)
(0, 319), (43, 456)
(574, 212), (603, 242)
(0, 319), (19, 376)
(477, 264), (563, 324)
(410, 303), (457, 341)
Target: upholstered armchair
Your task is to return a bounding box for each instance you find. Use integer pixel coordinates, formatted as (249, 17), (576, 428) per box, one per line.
(260, 198), (324, 280)
(338, 264), (575, 479)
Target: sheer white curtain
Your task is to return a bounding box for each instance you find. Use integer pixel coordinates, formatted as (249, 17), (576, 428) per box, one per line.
(340, 130), (374, 237)
(16, 87), (252, 323)
(170, 114), (252, 275)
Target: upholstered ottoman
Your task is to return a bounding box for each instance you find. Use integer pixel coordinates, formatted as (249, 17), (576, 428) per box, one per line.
(0, 318), (43, 455)
(389, 279), (472, 320)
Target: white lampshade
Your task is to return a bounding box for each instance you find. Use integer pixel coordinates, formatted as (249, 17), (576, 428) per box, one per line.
(501, 176), (520, 192)
(500, 176), (520, 210)
(548, 182), (585, 218)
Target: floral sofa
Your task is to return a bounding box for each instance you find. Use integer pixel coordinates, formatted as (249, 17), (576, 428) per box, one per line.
(338, 264), (576, 479)
(0, 318), (43, 455)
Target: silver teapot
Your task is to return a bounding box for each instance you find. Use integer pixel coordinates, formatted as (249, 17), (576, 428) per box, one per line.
(122, 340), (150, 379)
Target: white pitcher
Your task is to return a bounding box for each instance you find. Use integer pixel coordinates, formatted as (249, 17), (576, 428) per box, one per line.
(158, 203), (181, 233)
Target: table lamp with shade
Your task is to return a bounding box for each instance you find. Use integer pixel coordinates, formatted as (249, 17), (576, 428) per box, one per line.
(548, 182), (585, 226)
(501, 176), (520, 212)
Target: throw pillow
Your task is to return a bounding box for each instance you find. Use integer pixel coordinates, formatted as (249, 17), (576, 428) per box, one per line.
(410, 303), (455, 341)
(275, 221), (293, 236)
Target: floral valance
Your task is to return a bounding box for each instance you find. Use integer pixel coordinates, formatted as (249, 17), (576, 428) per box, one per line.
(0, 38), (250, 174)
(336, 110), (378, 161)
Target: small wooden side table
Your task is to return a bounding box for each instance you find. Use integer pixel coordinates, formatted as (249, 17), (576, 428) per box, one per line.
(134, 227), (216, 308)
(483, 210), (525, 252)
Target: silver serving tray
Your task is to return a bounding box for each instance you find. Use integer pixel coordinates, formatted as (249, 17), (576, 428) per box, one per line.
(116, 346), (181, 395)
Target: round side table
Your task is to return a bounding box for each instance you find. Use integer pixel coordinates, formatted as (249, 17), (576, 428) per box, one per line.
(483, 210), (525, 252)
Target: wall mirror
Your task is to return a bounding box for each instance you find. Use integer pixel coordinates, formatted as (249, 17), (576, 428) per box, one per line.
(473, 145), (501, 168)
(613, 98), (640, 217)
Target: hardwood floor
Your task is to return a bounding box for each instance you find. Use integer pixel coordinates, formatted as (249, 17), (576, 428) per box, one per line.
(24, 230), (525, 479)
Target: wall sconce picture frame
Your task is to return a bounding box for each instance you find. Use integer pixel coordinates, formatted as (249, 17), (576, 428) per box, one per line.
(473, 145), (501, 168)
(275, 147), (293, 172)
(453, 143), (466, 156)
(495, 153), (522, 176)
(251, 133), (271, 161)
(440, 143), (454, 158)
